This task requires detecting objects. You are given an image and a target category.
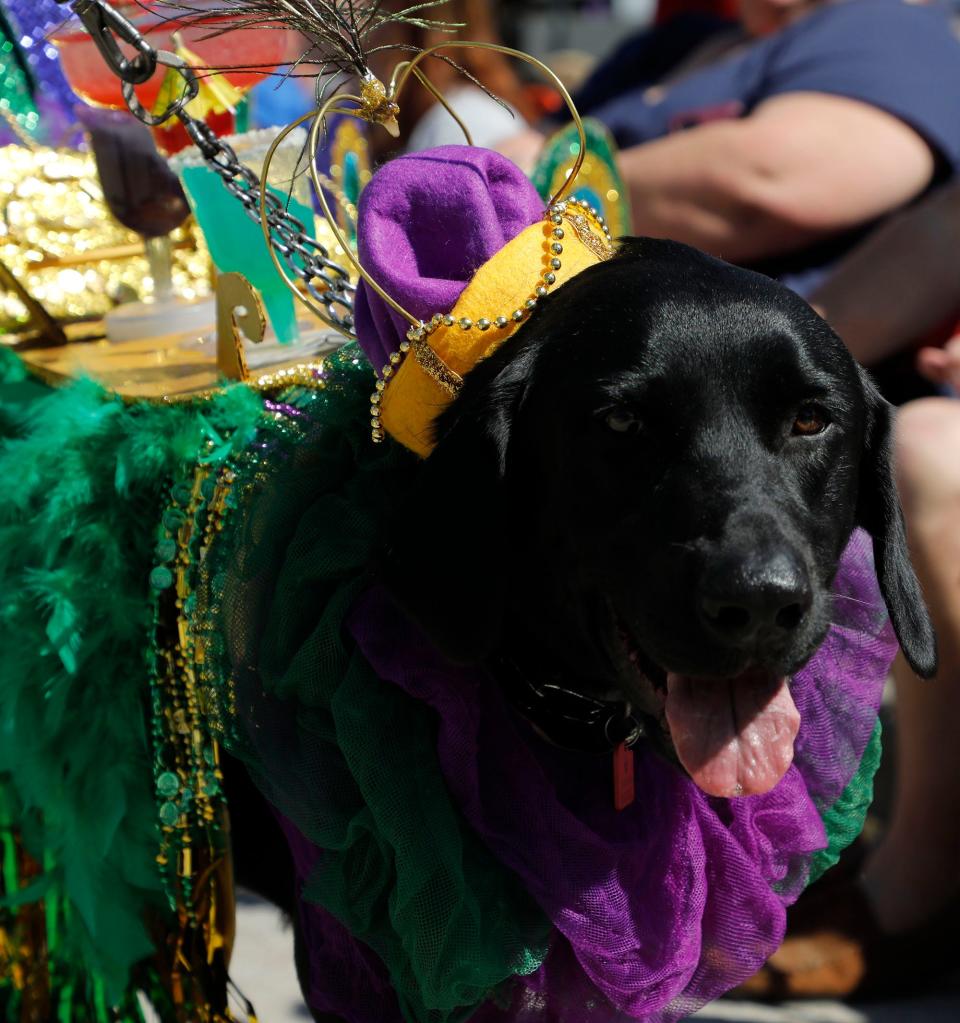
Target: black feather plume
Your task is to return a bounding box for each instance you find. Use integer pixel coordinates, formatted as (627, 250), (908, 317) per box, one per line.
(148, 1), (461, 79)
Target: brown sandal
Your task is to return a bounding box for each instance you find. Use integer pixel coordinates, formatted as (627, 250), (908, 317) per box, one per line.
(734, 846), (960, 1001)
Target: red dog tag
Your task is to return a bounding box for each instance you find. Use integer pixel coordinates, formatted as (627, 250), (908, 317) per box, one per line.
(613, 741), (635, 811)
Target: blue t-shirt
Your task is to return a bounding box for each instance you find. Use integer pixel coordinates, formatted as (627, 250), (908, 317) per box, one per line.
(579, 0), (960, 294)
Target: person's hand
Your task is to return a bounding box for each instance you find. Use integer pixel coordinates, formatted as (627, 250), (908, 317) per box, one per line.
(917, 334), (960, 392)
(495, 129), (546, 174)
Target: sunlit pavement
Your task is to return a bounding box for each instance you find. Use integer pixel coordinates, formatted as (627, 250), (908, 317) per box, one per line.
(230, 889), (960, 1023)
(231, 891), (307, 1022)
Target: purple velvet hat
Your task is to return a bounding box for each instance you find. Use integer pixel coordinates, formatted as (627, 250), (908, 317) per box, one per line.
(353, 145), (543, 371)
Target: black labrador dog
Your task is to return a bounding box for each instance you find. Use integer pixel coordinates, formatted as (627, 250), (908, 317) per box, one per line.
(382, 237), (936, 798)
(230, 238), (936, 1016)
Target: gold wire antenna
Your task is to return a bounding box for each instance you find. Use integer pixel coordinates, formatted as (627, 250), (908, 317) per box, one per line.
(259, 41), (588, 335)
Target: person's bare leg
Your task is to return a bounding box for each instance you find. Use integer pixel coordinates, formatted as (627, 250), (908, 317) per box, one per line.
(861, 397), (960, 932)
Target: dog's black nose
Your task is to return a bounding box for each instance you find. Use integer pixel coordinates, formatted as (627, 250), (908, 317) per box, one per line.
(698, 550), (812, 645)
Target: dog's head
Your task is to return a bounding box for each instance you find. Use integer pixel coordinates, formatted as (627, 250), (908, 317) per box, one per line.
(383, 238), (935, 796)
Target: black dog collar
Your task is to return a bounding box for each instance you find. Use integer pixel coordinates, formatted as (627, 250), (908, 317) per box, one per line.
(497, 657), (644, 755)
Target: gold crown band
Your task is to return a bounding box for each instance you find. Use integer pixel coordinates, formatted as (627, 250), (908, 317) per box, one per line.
(369, 199), (612, 443)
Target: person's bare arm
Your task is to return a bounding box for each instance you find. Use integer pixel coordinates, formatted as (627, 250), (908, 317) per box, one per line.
(810, 183), (960, 364)
(916, 335), (960, 390)
(495, 128), (546, 175)
(617, 92), (935, 264)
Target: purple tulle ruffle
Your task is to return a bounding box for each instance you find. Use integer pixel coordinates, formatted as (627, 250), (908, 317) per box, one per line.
(286, 529), (894, 1022)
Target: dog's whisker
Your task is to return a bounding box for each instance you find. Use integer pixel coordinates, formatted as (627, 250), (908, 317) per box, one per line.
(831, 593), (874, 608)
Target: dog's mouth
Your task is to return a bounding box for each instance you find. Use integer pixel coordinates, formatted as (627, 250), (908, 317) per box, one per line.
(618, 627), (801, 799)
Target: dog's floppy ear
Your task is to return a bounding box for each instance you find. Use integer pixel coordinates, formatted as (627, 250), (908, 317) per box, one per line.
(857, 373), (937, 678)
(379, 344), (535, 664)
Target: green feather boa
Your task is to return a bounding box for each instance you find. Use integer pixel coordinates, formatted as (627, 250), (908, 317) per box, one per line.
(0, 347), (263, 1017)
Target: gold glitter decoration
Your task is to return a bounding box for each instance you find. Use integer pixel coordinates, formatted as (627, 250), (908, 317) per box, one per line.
(0, 145), (211, 332)
(358, 74), (400, 135)
(216, 272), (266, 382)
(18, 327), (333, 404)
(409, 330), (463, 397)
(249, 362), (328, 394)
(564, 208), (614, 261)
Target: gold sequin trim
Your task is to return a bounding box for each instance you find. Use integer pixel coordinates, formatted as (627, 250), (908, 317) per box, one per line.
(410, 331), (464, 396)
(564, 211), (614, 261)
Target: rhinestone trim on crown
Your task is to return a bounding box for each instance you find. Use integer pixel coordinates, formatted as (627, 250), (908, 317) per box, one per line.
(370, 198), (612, 443)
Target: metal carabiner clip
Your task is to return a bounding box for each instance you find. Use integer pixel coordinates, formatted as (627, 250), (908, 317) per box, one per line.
(68, 0), (157, 85)
(121, 50), (200, 126)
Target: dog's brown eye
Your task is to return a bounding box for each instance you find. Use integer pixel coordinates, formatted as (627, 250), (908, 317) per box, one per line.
(605, 409), (641, 434)
(792, 404), (829, 436)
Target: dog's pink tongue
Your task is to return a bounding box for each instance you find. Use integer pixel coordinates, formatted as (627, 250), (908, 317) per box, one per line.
(664, 671), (800, 798)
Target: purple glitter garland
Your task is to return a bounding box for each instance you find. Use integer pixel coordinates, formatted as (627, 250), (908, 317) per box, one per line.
(0, 0), (81, 147)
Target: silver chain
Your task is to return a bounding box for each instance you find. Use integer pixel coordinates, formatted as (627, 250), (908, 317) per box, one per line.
(183, 118), (355, 332)
(58, 0), (356, 334)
